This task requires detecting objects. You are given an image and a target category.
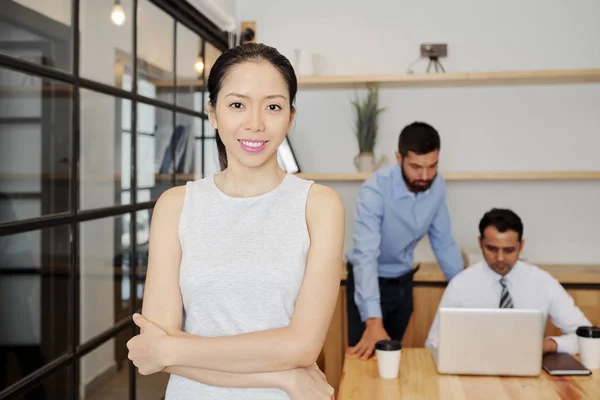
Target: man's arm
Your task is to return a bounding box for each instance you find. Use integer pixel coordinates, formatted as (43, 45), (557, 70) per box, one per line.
(424, 279), (461, 350)
(347, 182), (390, 359)
(545, 277), (592, 355)
(154, 184), (345, 373)
(428, 187), (463, 281)
(137, 187), (304, 389)
(349, 183), (385, 321)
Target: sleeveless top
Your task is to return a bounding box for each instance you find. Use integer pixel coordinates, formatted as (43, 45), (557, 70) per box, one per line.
(165, 173), (314, 399)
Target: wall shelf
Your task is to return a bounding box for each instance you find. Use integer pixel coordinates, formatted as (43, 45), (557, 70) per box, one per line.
(297, 68), (600, 88)
(295, 171), (600, 182)
(150, 69), (600, 90)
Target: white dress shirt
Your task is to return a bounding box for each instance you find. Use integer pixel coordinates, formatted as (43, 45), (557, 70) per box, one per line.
(425, 260), (592, 355)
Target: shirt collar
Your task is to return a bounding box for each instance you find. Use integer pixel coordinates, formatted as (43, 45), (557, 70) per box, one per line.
(392, 165), (433, 200)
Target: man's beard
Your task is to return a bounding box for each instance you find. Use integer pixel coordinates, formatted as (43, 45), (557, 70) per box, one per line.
(402, 166), (435, 193)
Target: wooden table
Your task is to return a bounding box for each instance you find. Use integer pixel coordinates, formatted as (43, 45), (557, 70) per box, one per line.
(338, 349), (600, 400)
(321, 262), (600, 393)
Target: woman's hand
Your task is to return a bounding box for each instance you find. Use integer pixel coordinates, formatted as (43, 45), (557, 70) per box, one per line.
(126, 313), (169, 375)
(282, 364), (335, 400)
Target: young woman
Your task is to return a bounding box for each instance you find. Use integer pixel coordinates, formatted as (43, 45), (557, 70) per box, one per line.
(126, 43), (345, 400)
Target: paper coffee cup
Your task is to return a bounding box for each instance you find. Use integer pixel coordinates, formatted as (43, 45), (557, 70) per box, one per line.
(375, 340), (401, 379)
(576, 326), (600, 370)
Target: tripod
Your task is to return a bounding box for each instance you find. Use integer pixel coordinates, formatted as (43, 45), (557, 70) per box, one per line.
(426, 56), (446, 73)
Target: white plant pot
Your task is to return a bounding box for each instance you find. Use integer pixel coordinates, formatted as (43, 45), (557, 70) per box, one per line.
(355, 152), (375, 173)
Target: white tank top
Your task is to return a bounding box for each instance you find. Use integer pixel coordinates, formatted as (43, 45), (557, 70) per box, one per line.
(165, 173), (313, 399)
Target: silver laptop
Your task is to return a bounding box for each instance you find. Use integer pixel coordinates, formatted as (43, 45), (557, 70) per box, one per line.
(433, 308), (545, 376)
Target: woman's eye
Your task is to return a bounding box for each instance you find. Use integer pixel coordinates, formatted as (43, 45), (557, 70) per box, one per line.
(267, 104), (281, 111)
(230, 102), (244, 109)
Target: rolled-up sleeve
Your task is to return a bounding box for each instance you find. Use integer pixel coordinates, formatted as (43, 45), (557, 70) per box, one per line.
(546, 278), (592, 355)
(351, 182), (384, 321)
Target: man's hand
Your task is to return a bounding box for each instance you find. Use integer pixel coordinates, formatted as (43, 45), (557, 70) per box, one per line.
(543, 338), (558, 353)
(349, 318), (390, 360)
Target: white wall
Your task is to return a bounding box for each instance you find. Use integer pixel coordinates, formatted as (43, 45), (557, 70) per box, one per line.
(234, 0), (600, 265)
(234, 0), (600, 75)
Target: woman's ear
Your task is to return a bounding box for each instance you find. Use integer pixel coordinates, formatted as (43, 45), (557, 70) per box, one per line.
(206, 102), (217, 129)
(287, 106), (296, 131)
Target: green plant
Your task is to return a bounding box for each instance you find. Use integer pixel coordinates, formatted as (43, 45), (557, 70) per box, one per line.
(352, 85), (385, 153)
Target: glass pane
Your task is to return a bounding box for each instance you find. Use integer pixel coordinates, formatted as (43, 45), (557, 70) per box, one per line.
(203, 138), (219, 177)
(174, 114), (202, 185)
(139, 0), (174, 99)
(118, 209), (149, 305)
(79, 329), (168, 399)
(139, 105), (173, 200)
(138, 78), (156, 101)
(80, 216), (126, 344)
(137, 189), (151, 204)
(15, 366), (70, 400)
(0, 225), (72, 392)
(80, 0), (133, 89)
(80, 89), (131, 210)
(135, 210), (151, 304)
(0, 1), (72, 72)
(0, 67), (72, 224)
(171, 23), (205, 108)
(204, 41), (222, 78)
(78, 334), (124, 400)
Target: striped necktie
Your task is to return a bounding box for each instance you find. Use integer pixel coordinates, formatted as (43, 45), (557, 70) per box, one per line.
(499, 278), (514, 308)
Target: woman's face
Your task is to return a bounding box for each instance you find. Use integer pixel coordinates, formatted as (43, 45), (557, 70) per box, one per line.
(208, 61), (295, 170)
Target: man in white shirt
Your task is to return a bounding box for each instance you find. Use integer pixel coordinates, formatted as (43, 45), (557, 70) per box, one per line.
(425, 208), (592, 355)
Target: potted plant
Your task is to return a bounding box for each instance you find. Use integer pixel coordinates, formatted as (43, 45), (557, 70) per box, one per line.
(352, 85), (386, 172)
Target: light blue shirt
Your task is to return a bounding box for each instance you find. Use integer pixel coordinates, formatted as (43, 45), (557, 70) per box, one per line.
(346, 164), (463, 321)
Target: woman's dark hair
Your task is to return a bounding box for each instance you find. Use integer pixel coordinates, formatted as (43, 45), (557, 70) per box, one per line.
(207, 43), (297, 170)
(479, 208), (524, 241)
(397, 121), (441, 157)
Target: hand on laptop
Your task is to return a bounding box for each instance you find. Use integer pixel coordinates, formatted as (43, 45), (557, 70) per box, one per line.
(543, 338), (558, 353)
(349, 318), (390, 360)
